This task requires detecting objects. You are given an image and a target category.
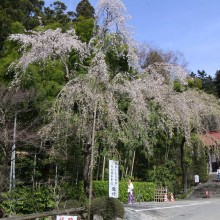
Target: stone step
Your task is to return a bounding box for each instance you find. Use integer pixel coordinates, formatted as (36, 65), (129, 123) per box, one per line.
(188, 174), (220, 199)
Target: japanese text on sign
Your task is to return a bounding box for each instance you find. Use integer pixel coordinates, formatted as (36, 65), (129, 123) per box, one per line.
(56, 215), (77, 220)
(109, 160), (119, 198)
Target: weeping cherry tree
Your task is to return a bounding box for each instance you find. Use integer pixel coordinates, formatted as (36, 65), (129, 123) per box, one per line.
(8, 0), (220, 201)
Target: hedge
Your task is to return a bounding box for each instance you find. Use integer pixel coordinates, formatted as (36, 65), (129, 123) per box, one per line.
(93, 181), (155, 203)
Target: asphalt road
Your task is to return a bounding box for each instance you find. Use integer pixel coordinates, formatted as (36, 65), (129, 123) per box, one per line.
(124, 198), (220, 220)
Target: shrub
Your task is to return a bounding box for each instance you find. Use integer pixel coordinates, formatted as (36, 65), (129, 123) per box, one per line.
(93, 181), (155, 203)
(90, 196), (124, 220)
(60, 182), (87, 204)
(0, 187), (55, 216)
(58, 199), (82, 209)
(173, 80), (186, 92)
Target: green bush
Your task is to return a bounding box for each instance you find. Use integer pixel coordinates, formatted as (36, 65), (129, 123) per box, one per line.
(93, 181), (155, 203)
(173, 80), (186, 92)
(148, 161), (178, 193)
(60, 182), (86, 203)
(90, 196), (124, 220)
(0, 187), (55, 216)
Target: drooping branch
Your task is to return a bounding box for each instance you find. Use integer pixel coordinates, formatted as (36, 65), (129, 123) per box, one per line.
(9, 28), (88, 84)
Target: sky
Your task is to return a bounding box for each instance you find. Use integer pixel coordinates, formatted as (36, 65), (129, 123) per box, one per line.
(44, 0), (220, 76)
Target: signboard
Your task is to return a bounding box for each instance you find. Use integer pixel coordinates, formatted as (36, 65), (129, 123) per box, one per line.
(194, 175), (199, 183)
(109, 160), (119, 198)
(56, 215), (77, 220)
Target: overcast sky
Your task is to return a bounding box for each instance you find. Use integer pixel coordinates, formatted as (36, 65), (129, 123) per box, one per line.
(44, 0), (220, 76)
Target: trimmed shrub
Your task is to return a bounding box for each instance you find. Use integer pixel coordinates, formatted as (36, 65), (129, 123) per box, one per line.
(93, 181), (155, 203)
(90, 196), (124, 220)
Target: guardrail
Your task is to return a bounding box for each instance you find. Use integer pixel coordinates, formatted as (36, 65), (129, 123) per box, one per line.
(0, 207), (87, 220)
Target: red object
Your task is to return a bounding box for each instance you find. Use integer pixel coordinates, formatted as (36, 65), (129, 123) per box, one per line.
(164, 193), (169, 202)
(200, 132), (220, 146)
(205, 189), (209, 198)
(170, 193), (175, 202)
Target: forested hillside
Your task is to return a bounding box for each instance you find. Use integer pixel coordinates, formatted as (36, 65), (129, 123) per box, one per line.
(1, 0), (220, 216)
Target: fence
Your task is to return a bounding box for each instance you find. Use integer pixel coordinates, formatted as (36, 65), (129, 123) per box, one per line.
(0, 207), (86, 220)
(154, 187), (168, 202)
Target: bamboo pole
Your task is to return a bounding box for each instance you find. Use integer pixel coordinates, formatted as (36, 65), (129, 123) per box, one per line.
(102, 155), (106, 181)
(9, 113), (17, 191)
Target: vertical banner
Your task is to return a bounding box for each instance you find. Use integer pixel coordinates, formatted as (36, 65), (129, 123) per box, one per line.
(109, 160), (119, 198)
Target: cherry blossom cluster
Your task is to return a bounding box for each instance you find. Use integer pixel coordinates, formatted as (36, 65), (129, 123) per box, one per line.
(96, 0), (139, 68)
(9, 28), (87, 84)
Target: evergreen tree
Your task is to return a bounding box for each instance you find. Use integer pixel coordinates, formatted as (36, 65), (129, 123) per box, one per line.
(197, 70), (215, 94)
(76, 0), (95, 18)
(73, 0), (95, 42)
(215, 70), (220, 98)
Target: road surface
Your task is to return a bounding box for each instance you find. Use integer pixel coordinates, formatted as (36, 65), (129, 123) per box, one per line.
(124, 198), (220, 220)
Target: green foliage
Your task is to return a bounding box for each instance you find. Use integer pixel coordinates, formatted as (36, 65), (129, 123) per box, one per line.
(173, 79), (186, 92)
(74, 16), (94, 43)
(215, 70), (220, 98)
(119, 181), (155, 202)
(190, 134), (208, 183)
(195, 70), (215, 94)
(21, 61), (65, 98)
(117, 92), (131, 113)
(58, 199), (82, 209)
(90, 196), (124, 220)
(76, 0), (95, 18)
(43, 1), (72, 24)
(105, 49), (129, 78)
(187, 77), (202, 90)
(0, 0), (43, 49)
(195, 150), (208, 182)
(0, 40), (20, 83)
(93, 181), (109, 197)
(148, 161), (178, 193)
(93, 181), (155, 203)
(10, 22), (25, 34)
(61, 182), (87, 204)
(0, 187), (55, 216)
(1, 0), (219, 210)
(44, 22), (63, 31)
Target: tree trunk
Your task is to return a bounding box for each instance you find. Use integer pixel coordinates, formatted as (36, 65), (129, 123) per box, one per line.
(88, 101), (97, 220)
(32, 152), (37, 189)
(180, 137), (187, 193)
(83, 142), (92, 196)
(125, 166), (128, 177)
(9, 113), (17, 191)
(96, 147), (101, 180)
(130, 150), (136, 177)
(2, 126), (9, 191)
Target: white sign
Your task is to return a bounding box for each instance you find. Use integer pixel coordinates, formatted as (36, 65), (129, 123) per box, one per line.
(56, 215), (77, 220)
(109, 160), (119, 198)
(194, 175), (199, 183)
